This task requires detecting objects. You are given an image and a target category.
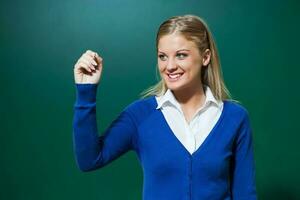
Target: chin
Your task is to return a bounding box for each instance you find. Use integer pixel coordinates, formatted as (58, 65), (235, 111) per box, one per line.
(165, 81), (186, 92)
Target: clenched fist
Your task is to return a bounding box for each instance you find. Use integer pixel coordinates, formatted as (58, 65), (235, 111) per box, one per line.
(74, 50), (103, 84)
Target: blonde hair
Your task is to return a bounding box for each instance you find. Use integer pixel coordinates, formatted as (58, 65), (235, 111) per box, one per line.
(140, 14), (237, 102)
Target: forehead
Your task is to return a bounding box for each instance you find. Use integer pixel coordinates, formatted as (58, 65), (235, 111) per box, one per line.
(158, 33), (197, 52)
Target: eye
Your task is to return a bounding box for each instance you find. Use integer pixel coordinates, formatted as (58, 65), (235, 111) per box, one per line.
(158, 54), (167, 61)
(177, 53), (188, 60)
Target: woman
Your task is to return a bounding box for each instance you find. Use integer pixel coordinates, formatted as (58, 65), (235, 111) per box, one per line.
(73, 14), (257, 199)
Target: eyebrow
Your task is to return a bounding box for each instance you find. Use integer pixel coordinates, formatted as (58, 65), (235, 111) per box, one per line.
(158, 49), (190, 54)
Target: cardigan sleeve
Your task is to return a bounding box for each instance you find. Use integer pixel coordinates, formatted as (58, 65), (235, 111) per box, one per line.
(72, 83), (137, 172)
(231, 110), (257, 199)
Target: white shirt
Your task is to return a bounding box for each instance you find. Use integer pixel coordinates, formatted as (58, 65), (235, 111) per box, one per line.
(155, 85), (224, 155)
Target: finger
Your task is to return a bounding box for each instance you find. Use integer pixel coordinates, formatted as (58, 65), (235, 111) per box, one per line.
(94, 52), (103, 65)
(79, 57), (95, 70)
(86, 50), (102, 65)
(76, 62), (92, 73)
(83, 54), (98, 66)
(86, 50), (96, 58)
(76, 61), (92, 73)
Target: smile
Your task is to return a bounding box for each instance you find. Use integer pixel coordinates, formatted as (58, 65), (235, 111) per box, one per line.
(167, 73), (184, 82)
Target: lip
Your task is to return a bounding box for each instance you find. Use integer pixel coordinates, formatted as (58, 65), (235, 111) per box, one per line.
(166, 72), (184, 82)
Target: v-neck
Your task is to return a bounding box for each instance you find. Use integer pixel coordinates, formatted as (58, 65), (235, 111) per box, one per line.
(152, 96), (229, 158)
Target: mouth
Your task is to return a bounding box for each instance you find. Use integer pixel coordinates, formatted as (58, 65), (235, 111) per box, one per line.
(166, 73), (184, 82)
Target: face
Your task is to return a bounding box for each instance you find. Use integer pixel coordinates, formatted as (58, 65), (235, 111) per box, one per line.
(157, 33), (211, 92)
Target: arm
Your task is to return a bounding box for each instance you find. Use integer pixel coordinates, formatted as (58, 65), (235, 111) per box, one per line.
(231, 111), (257, 199)
(72, 83), (137, 172)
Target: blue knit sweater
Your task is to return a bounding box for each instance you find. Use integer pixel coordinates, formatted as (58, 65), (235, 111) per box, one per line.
(72, 83), (257, 200)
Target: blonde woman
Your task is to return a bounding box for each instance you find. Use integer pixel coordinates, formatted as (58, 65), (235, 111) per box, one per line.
(73, 14), (257, 199)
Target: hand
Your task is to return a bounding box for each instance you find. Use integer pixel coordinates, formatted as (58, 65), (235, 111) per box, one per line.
(73, 50), (103, 84)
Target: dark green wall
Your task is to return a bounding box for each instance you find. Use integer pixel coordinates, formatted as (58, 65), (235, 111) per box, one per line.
(1, 0), (299, 199)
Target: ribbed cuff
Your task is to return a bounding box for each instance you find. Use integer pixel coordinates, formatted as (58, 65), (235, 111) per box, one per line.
(75, 83), (98, 104)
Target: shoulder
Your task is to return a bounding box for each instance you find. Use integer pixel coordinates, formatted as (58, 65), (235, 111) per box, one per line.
(122, 95), (157, 124)
(224, 99), (251, 124)
(125, 95), (156, 112)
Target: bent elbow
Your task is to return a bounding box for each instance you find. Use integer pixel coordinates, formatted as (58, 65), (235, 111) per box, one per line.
(74, 152), (105, 172)
(77, 164), (96, 172)
(75, 159), (103, 172)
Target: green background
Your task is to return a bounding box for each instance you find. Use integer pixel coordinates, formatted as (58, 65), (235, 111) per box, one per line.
(1, 0), (299, 199)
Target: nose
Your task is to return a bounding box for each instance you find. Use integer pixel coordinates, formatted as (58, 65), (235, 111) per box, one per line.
(166, 58), (177, 71)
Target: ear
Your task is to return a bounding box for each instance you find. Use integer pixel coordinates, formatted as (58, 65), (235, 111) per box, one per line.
(202, 49), (211, 66)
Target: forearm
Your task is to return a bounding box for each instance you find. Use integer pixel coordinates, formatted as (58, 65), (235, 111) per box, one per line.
(72, 83), (102, 172)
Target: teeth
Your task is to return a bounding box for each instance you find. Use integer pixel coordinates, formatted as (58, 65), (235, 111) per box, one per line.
(169, 74), (181, 79)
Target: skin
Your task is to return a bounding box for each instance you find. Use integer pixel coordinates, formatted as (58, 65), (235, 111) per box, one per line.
(157, 33), (211, 123)
(74, 50), (103, 84)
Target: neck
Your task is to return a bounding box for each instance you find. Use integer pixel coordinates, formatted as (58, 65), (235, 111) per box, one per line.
(172, 83), (206, 111)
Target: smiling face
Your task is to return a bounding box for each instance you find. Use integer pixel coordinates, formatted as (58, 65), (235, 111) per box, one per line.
(157, 33), (211, 93)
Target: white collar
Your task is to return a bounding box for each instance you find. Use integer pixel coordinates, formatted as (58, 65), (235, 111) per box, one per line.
(156, 85), (223, 113)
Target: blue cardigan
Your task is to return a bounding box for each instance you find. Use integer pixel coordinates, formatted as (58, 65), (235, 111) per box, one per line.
(72, 83), (257, 200)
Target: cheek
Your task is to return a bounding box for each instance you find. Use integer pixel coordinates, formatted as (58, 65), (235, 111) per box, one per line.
(182, 61), (202, 76)
(177, 59), (193, 71)
(188, 57), (202, 69)
(157, 61), (164, 72)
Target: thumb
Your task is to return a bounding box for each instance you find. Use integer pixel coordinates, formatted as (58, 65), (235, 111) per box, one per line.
(94, 52), (103, 65)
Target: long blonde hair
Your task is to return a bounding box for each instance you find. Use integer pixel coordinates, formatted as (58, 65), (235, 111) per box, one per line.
(140, 14), (235, 102)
